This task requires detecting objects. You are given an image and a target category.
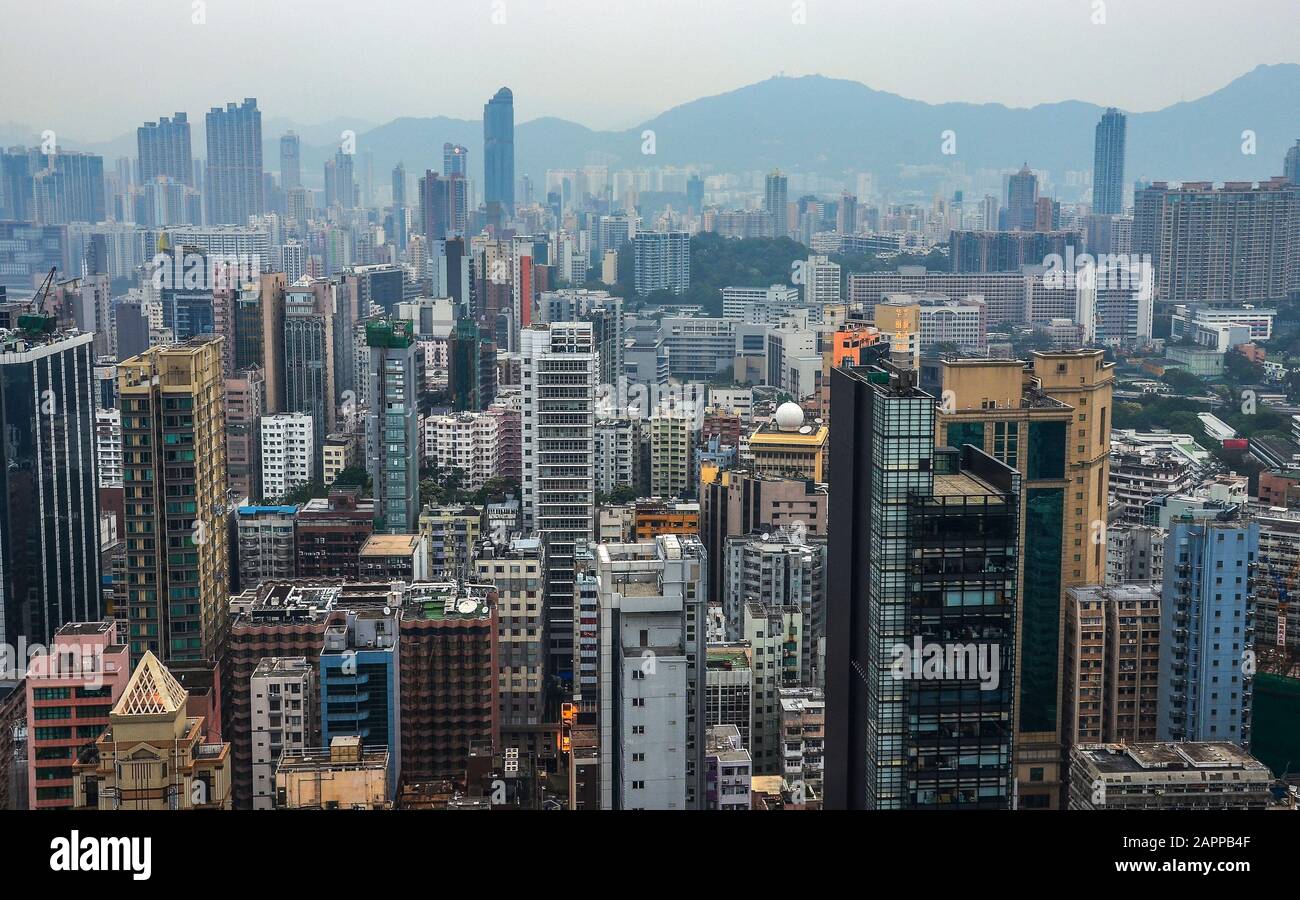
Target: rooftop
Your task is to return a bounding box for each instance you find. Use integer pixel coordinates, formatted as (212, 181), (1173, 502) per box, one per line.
(360, 534), (422, 557)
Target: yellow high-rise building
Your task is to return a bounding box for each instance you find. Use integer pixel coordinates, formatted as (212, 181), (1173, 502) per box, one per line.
(118, 335), (229, 665)
(935, 349), (1113, 809)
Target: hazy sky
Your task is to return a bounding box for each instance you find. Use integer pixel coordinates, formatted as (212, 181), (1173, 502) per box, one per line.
(4, 0), (1299, 141)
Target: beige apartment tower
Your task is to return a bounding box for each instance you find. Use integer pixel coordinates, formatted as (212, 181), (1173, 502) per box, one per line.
(118, 335), (230, 664)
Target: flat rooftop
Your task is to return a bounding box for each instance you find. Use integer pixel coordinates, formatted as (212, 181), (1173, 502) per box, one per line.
(360, 534), (421, 557)
(1078, 742), (1268, 774)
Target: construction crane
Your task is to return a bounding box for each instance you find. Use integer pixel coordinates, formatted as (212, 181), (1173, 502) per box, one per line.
(18, 265), (59, 336)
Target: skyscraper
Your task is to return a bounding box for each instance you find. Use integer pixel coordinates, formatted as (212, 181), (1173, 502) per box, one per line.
(137, 113), (193, 186)
(825, 362), (1021, 810)
(443, 142), (468, 177)
(521, 322), (597, 682)
(365, 318), (420, 534)
(935, 353), (1113, 809)
(205, 98), (264, 225)
(1092, 107), (1127, 215)
(0, 324), (101, 651)
(118, 335), (229, 664)
(279, 131), (301, 189)
(765, 170), (788, 238)
(484, 87), (515, 228)
(282, 278), (337, 470)
(1006, 164), (1039, 231)
(1282, 139), (1299, 185)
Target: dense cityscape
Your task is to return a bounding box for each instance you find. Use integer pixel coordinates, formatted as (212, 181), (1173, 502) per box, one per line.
(1, 0), (1299, 878)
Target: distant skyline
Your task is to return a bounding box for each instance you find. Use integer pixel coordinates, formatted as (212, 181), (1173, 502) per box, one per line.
(3, 0), (1299, 142)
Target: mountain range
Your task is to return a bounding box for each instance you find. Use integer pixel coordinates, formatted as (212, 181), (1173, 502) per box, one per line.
(5, 64), (1298, 197)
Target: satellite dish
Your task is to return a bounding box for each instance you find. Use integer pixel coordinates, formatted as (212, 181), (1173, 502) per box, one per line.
(458, 599), (477, 614)
(799, 425), (813, 434)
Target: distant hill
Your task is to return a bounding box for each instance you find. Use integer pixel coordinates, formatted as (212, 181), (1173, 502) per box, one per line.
(12, 64), (1300, 193)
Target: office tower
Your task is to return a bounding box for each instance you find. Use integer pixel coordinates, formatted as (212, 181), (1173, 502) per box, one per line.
(23, 621), (130, 808)
(260, 413), (315, 500)
(476, 540), (547, 749)
(765, 170), (789, 238)
(686, 173), (704, 216)
(1092, 108), (1126, 215)
(1285, 139), (1300, 184)
(235, 504), (298, 589)
(633, 231), (690, 295)
(283, 278), (337, 466)
(205, 98), (264, 225)
(648, 412), (693, 499)
(118, 336), (228, 664)
(232, 272), (287, 412)
(153, 244), (217, 340)
(1133, 179), (1300, 302)
(520, 322), (597, 681)
(1063, 584), (1161, 747)
(324, 150), (356, 209)
(594, 535), (706, 809)
(698, 467), (828, 604)
(418, 170), (450, 242)
(395, 582), (499, 779)
(484, 87), (515, 228)
(837, 190), (858, 234)
(1006, 164), (1039, 231)
(224, 368), (266, 501)
(279, 131), (301, 189)
(722, 524), (826, 689)
(365, 318), (420, 534)
(319, 607), (402, 793)
(434, 237), (472, 314)
(71, 650), (232, 809)
(447, 318), (497, 412)
(248, 657), (315, 809)
(137, 113), (193, 186)
(443, 142), (468, 177)
(825, 363), (1021, 810)
(389, 161), (407, 243)
(1157, 516), (1258, 745)
(0, 325), (100, 650)
(934, 355), (1105, 808)
(1068, 742), (1274, 810)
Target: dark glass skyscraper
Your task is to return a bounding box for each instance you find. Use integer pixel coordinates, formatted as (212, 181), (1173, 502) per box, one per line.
(137, 113), (193, 186)
(825, 363), (1020, 810)
(205, 98), (264, 225)
(0, 325), (101, 652)
(483, 87), (515, 227)
(1092, 107), (1127, 216)
(279, 131), (301, 189)
(1006, 163), (1038, 231)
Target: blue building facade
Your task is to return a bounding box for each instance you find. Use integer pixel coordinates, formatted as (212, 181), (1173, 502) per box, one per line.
(319, 608), (402, 796)
(1157, 517), (1258, 746)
